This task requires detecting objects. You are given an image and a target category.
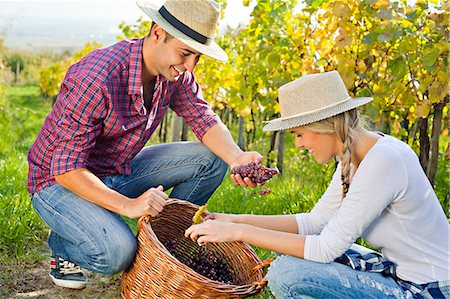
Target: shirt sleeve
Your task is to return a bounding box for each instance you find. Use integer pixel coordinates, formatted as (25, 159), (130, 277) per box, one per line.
(50, 76), (106, 177)
(295, 164), (343, 235)
(169, 71), (221, 141)
(304, 147), (408, 263)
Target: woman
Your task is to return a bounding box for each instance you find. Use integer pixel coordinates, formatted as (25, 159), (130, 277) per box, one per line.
(185, 71), (449, 298)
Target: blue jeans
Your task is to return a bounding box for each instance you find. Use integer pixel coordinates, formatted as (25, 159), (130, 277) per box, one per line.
(31, 142), (228, 274)
(267, 255), (407, 299)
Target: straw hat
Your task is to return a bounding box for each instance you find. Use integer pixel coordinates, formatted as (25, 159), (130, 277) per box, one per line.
(137, 0), (228, 61)
(263, 71), (373, 131)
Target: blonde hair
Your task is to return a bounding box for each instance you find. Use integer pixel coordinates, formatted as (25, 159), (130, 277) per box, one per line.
(304, 109), (361, 199)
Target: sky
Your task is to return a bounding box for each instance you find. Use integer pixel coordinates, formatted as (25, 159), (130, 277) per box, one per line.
(0, 0), (253, 52)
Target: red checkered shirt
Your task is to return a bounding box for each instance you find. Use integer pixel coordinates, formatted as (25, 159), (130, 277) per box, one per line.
(28, 38), (221, 194)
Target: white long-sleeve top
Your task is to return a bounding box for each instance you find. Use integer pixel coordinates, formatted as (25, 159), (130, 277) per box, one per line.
(295, 135), (450, 284)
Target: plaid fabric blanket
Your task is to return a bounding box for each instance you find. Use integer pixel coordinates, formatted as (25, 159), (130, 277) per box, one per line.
(335, 246), (450, 299)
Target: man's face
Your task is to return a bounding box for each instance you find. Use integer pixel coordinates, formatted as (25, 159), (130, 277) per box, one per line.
(154, 31), (202, 81)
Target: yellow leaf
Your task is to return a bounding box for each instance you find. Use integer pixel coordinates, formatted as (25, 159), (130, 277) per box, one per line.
(192, 204), (208, 224)
(240, 107), (251, 118)
(372, 0), (389, 9)
(415, 104), (431, 118)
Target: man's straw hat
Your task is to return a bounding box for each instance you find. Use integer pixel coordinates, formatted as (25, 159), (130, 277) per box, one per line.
(263, 71), (373, 131)
(137, 0), (228, 61)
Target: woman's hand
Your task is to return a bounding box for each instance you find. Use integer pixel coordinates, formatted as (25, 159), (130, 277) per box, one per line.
(204, 212), (238, 223)
(185, 220), (241, 246)
(230, 152), (263, 188)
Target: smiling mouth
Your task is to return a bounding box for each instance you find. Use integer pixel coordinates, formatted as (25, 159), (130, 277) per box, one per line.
(173, 66), (183, 76)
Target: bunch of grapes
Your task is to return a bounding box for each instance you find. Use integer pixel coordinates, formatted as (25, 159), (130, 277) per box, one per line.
(163, 239), (235, 284)
(231, 162), (278, 184)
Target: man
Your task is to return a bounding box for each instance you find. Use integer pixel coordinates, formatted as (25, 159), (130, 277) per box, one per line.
(28, 0), (262, 289)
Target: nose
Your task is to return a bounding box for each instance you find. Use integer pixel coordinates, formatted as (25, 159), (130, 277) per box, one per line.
(295, 137), (303, 148)
(184, 55), (198, 72)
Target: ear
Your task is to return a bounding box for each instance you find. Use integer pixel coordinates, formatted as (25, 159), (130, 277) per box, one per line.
(151, 23), (165, 41)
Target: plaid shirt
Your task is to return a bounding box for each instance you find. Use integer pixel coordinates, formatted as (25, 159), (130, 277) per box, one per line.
(336, 247), (450, 298)
(28, 38), (220, 194)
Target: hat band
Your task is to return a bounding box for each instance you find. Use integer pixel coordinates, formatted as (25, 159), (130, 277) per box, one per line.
(159, 6), (212, 45)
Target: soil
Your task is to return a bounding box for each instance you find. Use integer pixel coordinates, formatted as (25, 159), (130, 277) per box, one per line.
(1, 247), (122, 299)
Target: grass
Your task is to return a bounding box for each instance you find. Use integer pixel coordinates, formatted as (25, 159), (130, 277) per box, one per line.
(1, 85), (448, 298)
(0, 86), (51, 258)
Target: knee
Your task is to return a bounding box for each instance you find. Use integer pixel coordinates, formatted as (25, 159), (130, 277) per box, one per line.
(106, 235), (137, 274)
(211, 153), (228, 177)
(196, 144), (228, 177)
(267, 256), (318, 298)
(267, 255), (294, 297)
(88, 234), (137, 275)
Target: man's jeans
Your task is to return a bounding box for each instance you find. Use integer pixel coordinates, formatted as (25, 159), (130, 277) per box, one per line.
(31, 142), (228, 274)
(267, 255), (407, 299)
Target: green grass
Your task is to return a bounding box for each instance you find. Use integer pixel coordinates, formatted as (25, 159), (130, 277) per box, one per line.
(0, 86), (51, 259)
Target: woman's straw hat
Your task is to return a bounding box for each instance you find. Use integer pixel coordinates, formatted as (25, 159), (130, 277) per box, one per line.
(263, 71), (373, 131)
(137, 0), (228, 61)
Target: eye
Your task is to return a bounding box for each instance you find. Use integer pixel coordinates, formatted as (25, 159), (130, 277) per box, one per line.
(181, 52), (190, 57)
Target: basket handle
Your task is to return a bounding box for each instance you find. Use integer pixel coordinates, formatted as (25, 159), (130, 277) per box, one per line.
(250, 258), (273, 289)
(250, 258), (272, 276)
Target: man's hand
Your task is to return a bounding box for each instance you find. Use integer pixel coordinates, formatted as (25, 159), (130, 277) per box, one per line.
(125, 185), (168, 219)
(230, 152), (263, 188)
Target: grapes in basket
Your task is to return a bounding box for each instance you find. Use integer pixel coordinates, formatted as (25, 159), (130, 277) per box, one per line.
(163, 239), (235, 284)
(231, 162), (278, 184)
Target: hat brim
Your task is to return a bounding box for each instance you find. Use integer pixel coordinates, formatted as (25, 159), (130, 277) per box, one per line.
(263, 97), (373, 132)
(136, 1), (228, 62)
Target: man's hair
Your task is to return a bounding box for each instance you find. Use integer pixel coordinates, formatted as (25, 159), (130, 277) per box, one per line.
(149, 21), (174, 43)
(304, 109), (361, 199)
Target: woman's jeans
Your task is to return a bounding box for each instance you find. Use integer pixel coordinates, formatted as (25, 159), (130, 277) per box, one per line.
(267, 255), (407, 299)
(31, 142), (228, 275)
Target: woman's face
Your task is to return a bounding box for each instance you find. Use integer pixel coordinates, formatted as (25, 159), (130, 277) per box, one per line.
(289, 127), (340, 164)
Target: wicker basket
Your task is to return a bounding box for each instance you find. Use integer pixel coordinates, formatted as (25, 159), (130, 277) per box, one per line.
(121, 199), (271, 299)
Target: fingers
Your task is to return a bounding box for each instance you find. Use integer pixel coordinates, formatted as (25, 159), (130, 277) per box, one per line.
(254, 153), (264, 164)
(139, 186), (169, 217)
(231, 174), (257, 188)
(185, 223), (208, 242)
(197, 235), (208, 246)
(204, 213), (216, 221)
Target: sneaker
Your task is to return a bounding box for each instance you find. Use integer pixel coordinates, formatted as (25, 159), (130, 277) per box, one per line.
(49, 256), (87, 289)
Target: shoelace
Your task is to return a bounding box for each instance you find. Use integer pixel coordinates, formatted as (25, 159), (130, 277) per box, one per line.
(59, 259), (83, 275)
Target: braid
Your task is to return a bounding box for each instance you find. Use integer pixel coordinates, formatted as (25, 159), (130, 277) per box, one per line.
(339, 117), (352, 199)
(337, 110), (360, 199)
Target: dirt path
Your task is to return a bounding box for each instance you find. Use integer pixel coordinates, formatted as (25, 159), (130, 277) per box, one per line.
(1, 248), (122, 299)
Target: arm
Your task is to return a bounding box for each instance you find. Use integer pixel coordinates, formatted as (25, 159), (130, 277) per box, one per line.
(170, 73), (263, 187)
(55, 168), (167, 219)
(207, 213), (299, 234)
(185, 220), (306, 258)
(205, 166), (344, 234)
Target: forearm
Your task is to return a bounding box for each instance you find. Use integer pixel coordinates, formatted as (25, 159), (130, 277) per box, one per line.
(234, 214), (299, 234)
(202, 123), (242, 166)
(238, 224), (305, 258)
(55, 168), (129, 214)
